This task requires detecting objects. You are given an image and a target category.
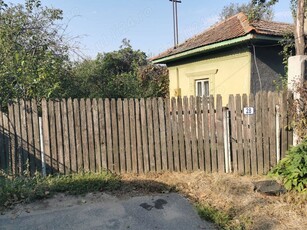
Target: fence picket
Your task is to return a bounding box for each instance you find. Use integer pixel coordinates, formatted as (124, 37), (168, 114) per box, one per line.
(111, 99), (119, 173)
(171, 98), (179, 171)
(140, 99), (149, 173)
(242, 94), (250, 174)
(196, 97), (204, 171)
(135, 99), (143, 174)
(262, 93), (270, 174)
(146, 98), (155, 172)
(209, 96), (217, 173)
(228, 95), (237, 173)
(249, 94), (257, 175)
(92, 99), (101, 172)
(98, 99), (107, 170)
(177, 97), (185, 171)
(62, 99), (70, 174)
(152, 98), (161, 172)
(202, 96), (211, 173)
(158, 98), (167, 171)
(216, 95), (225, 173)
(190, 96), (198, 170)
(235, 95), (244, 174)
(117, 99), (126, 173)
(67, 98), (77, 173)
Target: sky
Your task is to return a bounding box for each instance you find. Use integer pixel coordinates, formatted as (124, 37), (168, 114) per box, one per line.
(7, 0), (293, 59)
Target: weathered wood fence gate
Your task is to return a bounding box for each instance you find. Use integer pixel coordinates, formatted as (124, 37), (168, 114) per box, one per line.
(0, 92), (293, 176)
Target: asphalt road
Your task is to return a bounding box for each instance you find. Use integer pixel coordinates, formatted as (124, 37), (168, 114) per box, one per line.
(0, 193), (216, 230)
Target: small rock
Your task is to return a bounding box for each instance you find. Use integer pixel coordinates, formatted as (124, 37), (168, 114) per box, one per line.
(253, 180), (286, 196)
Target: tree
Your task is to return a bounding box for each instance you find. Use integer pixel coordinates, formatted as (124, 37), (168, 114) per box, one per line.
(69, 39), (169, 99)
(0, 0), (72, 107)
(219, 0), (278, 21)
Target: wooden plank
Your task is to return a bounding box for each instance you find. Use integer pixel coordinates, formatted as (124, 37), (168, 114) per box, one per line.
(228, 95), (237, 173)
(146, 98), (155, 172)
(8, 102), (16, 175)
(111, 99), (119, 173)
(86, 99), (95, 172)
(196, 97), (204, 171)
(183, 96), (192, 171)
(202, 96), (211, 173)
(216, 95), (225, 173)
(209, 96), (217, 173)
(140, 99), (149, 173)
(1, 109), (9, 173)
(31, 100), (41, 173)
(171, 98), (179, 171)
(129, 99), (137, 173)
(287, 92), (294, 150)
(242, 94), (251, 175)
(104, 99), (113, 172)
(135, 99), (143, 173)
(61, 99), (70, 174)
(235, 95), (244, 174)
(262, 92), (270, 174)
(152, 98), (161, 172)
(80, 99), (89, 172)
(67, 98), (77, 173)
(280, 91), (288, 159)
(190, 96), (198, 170)
(0, 109), (5, 171)
(123, 99), (131, 172)
(165, 98), (173, 171)
(98, 99), (107, 171)
(41, 100), (51, 174)
(269, 92), (277, 169)
(117, 99), (125, 173)
(249, 94), (257, 175)
(158, 98), (167, 171)
(177, 97), (185, 171)
(48, 100), (58, 173)
(14, 101), (23, 174)
(256, 93), (264, 174)
(92, 99), (101, 172)
(55, 100), (64, 174)
(73, 99), (83, 172)
(25, 100), (35, 175)
(20, 100), (29, 173)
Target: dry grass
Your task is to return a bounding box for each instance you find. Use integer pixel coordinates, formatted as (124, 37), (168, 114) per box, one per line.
(121, 172), (307, 230)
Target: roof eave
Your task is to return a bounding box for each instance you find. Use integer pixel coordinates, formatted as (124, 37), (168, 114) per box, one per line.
(152, 33), (283, 64)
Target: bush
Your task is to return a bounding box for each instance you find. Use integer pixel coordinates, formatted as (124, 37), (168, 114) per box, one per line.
(270, 139), (307, 193)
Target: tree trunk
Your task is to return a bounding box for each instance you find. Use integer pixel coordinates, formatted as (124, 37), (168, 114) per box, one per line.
(295, 0), (306, 55)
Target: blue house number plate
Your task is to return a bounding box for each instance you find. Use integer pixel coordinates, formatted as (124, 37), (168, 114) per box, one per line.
(243, 107), (254, 115)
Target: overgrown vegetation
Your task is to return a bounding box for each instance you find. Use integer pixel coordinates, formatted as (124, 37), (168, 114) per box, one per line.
(270, 139), (307, 193)
(0, 171), (120, 209)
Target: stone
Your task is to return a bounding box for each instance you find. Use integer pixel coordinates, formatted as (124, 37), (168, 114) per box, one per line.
(253, 180), (286, 196)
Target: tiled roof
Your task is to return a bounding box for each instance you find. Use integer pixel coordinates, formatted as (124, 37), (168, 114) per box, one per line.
(152, 12), (293, 61)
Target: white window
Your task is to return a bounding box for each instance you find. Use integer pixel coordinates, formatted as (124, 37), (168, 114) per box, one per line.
(195, 79), (209, 97)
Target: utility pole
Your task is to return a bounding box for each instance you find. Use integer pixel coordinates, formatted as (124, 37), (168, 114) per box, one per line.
(170, 0), (181, 47)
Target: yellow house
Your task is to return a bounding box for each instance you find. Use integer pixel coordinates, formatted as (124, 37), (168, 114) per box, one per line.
(152, 13), (293, 100)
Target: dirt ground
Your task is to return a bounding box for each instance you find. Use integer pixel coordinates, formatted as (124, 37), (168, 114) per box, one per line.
(120, 172), (307, 230)
(2, 172), (306, 230)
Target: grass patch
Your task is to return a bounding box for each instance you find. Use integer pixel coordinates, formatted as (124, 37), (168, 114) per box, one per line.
(0, 171), (120, 209)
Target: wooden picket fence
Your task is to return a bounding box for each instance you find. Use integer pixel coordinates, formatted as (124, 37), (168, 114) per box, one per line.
(0, 92), (293, 176)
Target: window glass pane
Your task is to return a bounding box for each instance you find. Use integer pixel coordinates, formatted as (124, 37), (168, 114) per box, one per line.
(197, 82), (202, 97)
(204, 81), (209, 97)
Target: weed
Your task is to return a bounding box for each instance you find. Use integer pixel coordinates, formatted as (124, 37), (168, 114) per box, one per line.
(0, 171), (121, 209)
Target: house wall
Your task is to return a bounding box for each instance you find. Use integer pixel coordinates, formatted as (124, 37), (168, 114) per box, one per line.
(250, 45), (285, 94)
(167, 47), (252, 103)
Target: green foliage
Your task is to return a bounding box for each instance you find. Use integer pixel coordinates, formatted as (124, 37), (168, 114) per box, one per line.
(270, 139), (307, 193)
(69, 39), (169, 99)
(0, 0), (72, 108)
(196, 204), (247, 230)
(219, 0), (277, 21)
(0, 171), (121, 208)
